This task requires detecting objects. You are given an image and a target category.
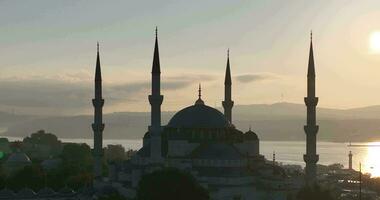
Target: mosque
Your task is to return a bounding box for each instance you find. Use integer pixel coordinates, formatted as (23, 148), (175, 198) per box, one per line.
(92, 29), (317, 200)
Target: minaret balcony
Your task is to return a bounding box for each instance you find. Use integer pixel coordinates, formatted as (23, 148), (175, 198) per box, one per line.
(149, 95), (163, 105)
(304, 97), (318, 106)
(304, 125), (319, 135)
(92, 99), (104, 107)
(92, 123), (105, 132)
(222, 100), (234, 108)
(303, 154), (319, 163)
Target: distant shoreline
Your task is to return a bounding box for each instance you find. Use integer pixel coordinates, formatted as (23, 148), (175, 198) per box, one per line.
(3, 136), (379, 145)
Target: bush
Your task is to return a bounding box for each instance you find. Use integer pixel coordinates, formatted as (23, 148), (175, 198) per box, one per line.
(136, 168), (209, 200)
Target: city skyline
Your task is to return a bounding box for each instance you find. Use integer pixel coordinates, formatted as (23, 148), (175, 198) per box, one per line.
(1, 0), (380, 115)
(2, 1), (380, 199)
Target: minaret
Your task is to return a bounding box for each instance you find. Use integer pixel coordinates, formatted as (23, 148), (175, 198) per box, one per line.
(92, 42), (105, 179)
(273, 151), (276, 174)
(148, 27), (164, 160)
(304, 32), (319, 184)
(348, 151), (353, 170)
(222, 49), (234, 123)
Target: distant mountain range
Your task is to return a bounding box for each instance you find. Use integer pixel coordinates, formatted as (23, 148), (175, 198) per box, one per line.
(2, 102), (380, 142)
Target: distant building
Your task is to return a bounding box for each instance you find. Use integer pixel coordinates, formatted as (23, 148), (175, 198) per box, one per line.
(101, 29), (299, 200)
(0, 138), (11, 156)
(348, 151), (353, 170)
(4, 150), (31, 174)
(0, 186), (93, 200)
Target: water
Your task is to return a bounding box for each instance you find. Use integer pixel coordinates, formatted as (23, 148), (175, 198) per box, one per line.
(5, 137), (378, 176)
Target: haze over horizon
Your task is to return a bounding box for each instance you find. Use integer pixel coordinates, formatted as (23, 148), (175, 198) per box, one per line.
(2, 0), (380, 115)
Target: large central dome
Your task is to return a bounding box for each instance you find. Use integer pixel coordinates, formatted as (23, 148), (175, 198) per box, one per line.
(167, 103), (230, 129)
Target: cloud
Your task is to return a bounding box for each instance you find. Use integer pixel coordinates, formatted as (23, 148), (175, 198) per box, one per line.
(164, 74), (216, 82)
(235, 73), (279, 83)
(0, 74), (215, 114)
(108, 74), (216, 96)
(0, 79), (92, 108)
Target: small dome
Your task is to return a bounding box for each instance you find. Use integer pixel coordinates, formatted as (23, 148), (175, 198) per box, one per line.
(6, 152), (31, 164)
(143, 131), (151, 139)
(167, 104), (230, 129)
(17, 188), (36, 198)
(244, 129), (258, 140)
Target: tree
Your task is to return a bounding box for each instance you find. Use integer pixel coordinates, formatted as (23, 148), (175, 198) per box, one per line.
(59, 143), (94, 189)
(22, 130), (62, 160)
(105, 144), (126, 162)
(6, 164), (45, 191)
(61, 143), (93, 168)
(296, 184), (336, 200)
(136, 168), (209, 200)
(0, 138), (11, 157)
(23, 130), (60, 146)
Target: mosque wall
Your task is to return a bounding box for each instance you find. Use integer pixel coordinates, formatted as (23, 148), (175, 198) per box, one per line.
(167, 140), (199, 157)
(234, 140), (259, 156)
(192, 159), (245, 167)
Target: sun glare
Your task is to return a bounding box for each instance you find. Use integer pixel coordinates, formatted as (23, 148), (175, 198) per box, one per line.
(363, 142), (380, 177)
(370, 31), (380, 54)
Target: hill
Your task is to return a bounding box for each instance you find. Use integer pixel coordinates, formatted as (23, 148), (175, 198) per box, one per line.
(2, 102), (380, 142)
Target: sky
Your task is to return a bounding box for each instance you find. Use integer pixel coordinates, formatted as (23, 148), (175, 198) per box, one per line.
(1, 0), (380, 115)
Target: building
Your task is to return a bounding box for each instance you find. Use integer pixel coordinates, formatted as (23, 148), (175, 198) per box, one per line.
(348, 151), (353, 170)
(103, 29), (300, 200)
(0, 187), (93, 200)
(4, 150), (31, 174)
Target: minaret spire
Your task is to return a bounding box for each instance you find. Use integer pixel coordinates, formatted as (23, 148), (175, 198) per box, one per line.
(308, 31), (315, 78)
(149, 27), (164, 161)
(304, 31), (319, 184)
(225, 49), (231, 85)
(152, 27), (161, 74)
(95, 42), (101, 82)
(199, 83), (201, 98)
(222, 49), (234, 123)
(92, 42), (105, 179)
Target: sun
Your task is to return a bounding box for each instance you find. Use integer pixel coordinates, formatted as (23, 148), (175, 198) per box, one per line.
(369, 31), (380, 54)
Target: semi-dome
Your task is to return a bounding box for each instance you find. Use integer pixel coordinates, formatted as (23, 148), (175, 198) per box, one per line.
(244, 129), (258, 140)
(167, 103), (230, 129)
(4, 151), (32, 174)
